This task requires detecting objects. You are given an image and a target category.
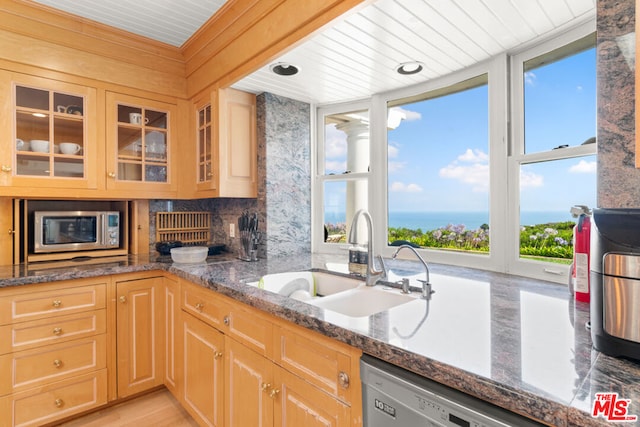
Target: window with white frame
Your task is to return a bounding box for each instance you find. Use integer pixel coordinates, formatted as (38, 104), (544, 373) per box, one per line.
(509, 31), (596, 279)
(317, 105), (371, 245)
(313, 22), (596, 284)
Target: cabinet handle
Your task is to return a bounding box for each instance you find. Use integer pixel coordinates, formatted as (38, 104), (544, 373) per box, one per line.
(269, 389), (280, 399)
(195, 302), (204, 312)
(53, 359), (62, 368)
(52, 300), (62, 308)
(8, 229), (15, 235)
(223, 316), (230, 326)
(1, 165), (11, 172)
(53, 327), (62, 335)
(261, 383), (271, 392)
(338, 371), (350, 389)
(119, 295), (127, 303)
(108, 172), (116, 178)
(54, 398), (64, 408)
(214, 351), (223, 359)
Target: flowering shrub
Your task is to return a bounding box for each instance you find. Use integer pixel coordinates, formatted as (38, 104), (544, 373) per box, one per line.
(388, 221), (575, 260)
(328, 220), (575, 262)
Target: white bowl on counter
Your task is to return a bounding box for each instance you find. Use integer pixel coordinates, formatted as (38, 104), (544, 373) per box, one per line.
(170, 246), (208, 263)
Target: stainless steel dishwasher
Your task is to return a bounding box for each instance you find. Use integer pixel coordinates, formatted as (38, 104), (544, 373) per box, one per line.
(361, 355), (543, 427)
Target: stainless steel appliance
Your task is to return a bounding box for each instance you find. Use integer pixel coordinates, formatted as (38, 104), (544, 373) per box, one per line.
(361, 355), (542, 427)
(34, 211), (120, 253)
(590, 208), (640, 360)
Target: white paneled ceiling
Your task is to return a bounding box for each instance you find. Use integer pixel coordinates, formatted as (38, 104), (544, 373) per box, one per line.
(29, 0), (596, 105)
(30, 0), (227, 47)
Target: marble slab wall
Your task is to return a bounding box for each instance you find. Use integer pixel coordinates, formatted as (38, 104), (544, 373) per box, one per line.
(597, 0), (639, 207)
(257, 92), (312, 257)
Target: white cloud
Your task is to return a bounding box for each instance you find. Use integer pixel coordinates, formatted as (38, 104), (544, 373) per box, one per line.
(390, 181), (423, 192)
(576, 85), (583, 92)
(569, 160), (596, 173)
(458, 148), (488, 163)
(388, 161), (406, 173)
(392, 106), (421, 121)
(325, 124), (347, 158)
(524, 71), (537, 86)
(439, 163), (490, 192)
(520, 168), (544, 188)
(325, 160), (346, 173)
(388, 144), (399, 158)
(439, 148), (490, 192)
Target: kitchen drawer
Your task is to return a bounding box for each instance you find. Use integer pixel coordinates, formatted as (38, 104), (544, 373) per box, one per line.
(0, 334), (106, 396)
(0, 309), (106, 355)
(0, 368), (107, 427)
(181, 281), (228, 329)
(223, 301), (273, 358)
(274, 324), (361, 405)
(0, 283), (106, 325)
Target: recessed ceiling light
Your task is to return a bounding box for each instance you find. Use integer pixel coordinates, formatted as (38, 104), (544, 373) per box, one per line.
(396, 61), (424, 75)
(270, 62), (300, 76)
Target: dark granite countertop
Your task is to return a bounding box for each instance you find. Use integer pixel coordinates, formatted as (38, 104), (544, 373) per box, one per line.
(1, 253), (639, 427)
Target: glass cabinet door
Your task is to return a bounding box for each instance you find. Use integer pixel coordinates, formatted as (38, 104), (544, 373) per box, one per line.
(197, 103), (212, 184)
(14, 85), (86, 179)
(115, 104), (168, 183)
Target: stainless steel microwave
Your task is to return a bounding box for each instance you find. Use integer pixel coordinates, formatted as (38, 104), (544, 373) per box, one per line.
(33, 211), (120, 253)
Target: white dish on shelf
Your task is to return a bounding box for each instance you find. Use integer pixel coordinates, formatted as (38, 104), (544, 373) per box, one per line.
(30, 139), (49, 153)
(16, 139), (30, 151)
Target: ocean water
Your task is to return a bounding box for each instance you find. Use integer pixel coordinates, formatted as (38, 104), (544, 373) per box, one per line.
(324, 211), (575, 231)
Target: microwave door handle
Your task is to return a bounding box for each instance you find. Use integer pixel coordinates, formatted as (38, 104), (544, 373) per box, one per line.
(98, 213), (106, 247)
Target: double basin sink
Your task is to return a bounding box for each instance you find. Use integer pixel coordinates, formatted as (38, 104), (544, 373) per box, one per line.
(248, 270), (421, 318)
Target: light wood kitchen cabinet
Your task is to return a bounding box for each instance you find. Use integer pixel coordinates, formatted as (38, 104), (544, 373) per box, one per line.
(179, 280), (362, 427)
(164, 276), (180, 396)
(105, 92), (178, 197)
(225, 336), (273, 427)
(187, 87), (257, 198)
(0, 278), (108, 426)
(274, 366), (351, 427)
(0, 71), (99, 196)
(182, 311), (225, 427)
(115, 275), (164, 398)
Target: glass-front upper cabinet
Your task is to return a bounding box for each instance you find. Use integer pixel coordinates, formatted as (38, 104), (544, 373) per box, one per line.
(193, 88), (256, 198)
(105, 92), (176, 195)
(197, 103), (212, 185)
(0, 72), (97, 192)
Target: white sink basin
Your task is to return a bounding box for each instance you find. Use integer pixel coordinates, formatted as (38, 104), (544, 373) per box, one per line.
(245, 270), (363, 297)
(309, 285), (417, 317)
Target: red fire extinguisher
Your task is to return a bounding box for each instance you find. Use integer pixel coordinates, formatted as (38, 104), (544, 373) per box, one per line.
(571, 206), (591, 303)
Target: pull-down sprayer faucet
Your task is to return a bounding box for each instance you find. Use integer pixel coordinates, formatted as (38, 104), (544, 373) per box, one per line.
(348, 209), (385, 286)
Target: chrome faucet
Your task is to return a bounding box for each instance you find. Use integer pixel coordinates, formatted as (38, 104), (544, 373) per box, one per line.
(392, 244), (433, 300)
(348, 209), (385, 286)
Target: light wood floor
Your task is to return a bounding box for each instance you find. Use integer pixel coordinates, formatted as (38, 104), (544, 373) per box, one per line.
(56, 389), (198, 427)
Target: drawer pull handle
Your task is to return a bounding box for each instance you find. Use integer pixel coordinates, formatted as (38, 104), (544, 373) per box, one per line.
(338, 371), (350, 389)
(53, 359), (62, 368)
(54, 398), (64, 408)
(52, 300), (62, 308)
(119, 295), (127, 303)
(269, 389), (280, 399)
(53, 327), (63, 335)
(261, 383), (271, 392)
(214, 351), (223, 359)
(223, 316), (230, 326)
(195, 302), (204, 312)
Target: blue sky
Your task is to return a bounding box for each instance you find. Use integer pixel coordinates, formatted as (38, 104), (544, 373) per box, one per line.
(386, 47), (597, 215)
